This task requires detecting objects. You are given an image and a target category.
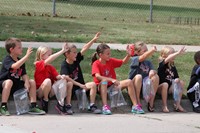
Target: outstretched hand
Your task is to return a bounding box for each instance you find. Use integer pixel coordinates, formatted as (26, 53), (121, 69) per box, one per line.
(26, 47), (33, 57)
(178, 46), (186, 55)
(93, 32), (101, 41)
(62, 43), (69, 53)
(152, 45), (157, 52)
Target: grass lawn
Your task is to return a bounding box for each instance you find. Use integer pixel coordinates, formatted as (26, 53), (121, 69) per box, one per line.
(0, 47), (195, 96)
(0, 0), (200, 45)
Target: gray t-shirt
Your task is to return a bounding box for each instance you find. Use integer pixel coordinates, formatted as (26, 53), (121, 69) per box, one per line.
(128, 56), (154, 79)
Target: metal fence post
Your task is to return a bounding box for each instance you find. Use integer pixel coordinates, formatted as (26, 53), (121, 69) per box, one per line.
(149, 0), (153, 23)
(53, 0), (56, 17)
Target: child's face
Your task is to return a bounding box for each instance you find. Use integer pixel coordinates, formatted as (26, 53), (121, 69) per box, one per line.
(100, 48), (111, 61)
(42, 49), (52, 60)
(137, 45), (148, 56)
(66, 47), (78, 62)
(11, 42), (23, 56)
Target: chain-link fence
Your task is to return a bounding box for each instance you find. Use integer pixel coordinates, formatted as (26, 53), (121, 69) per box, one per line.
(0, 0), (200, 25)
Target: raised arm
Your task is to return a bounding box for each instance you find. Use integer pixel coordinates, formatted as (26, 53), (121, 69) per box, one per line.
(164, 46), (186, 64)
(138, 46), (157, 62)
(11, 47), (33, 70)
(44, 43), (68, 65)
(80, 32), (101, 55)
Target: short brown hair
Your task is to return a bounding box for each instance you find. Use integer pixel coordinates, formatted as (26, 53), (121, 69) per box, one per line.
(5, 38), (21, 54)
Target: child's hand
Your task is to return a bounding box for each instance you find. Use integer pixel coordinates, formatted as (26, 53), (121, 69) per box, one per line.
(152, 45), (157, 52)
(25, 47), (33, 57)
(93, 32), (101, 41)
(112, 79), (120, 86)
(80, 84), (87, 90)
(62, 43), (69, 53)
(178, 46), (186, 55)
(24, 81), (30, 92)
(126, 44), (134, 57)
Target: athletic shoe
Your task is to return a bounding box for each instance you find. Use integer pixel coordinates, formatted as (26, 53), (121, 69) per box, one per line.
(0, 106), (10, 116)
(88, 104), (102, 114)
(41, 99), (48, 113)
(55, 103), (66, 115)
(102, 105), (112, 115)
(28, 105), (46, 115)
(65, 104), (73, 115)
(193, 106), (200, 113)
(131, 105), (145, 114)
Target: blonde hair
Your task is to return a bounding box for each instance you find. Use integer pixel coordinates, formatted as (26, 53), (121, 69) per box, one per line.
(134, 41), (146, 53)
(159, 46), (175, 67)
(35, 46), (51, 62)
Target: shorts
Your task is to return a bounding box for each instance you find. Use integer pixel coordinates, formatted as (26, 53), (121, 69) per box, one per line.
(0, 80), (25, 95)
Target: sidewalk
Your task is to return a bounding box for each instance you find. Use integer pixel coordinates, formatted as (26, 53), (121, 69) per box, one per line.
(0, 41), (199, 52)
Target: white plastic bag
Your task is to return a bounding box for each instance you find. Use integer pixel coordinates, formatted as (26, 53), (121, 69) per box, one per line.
(52, 79), (67, 106)
(172, 80), (182, 102)
(142, 77), (154, 103)
(13, 88), (30, 115)
(75, 89), (89, 110)
(108, 85), (127, 108)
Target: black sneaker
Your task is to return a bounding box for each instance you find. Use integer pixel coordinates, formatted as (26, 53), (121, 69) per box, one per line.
(65, 104), (73, 115)
(88, 104), (102, 114)
(41, 99), (48, 113)
(193, 106), (200, 113)
(55, 103), (66, 115)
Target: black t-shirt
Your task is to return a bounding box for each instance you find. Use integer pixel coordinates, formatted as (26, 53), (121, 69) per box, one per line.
(0, 55), (26, 82)
(157, 60), (179, 86)
(60, 52), (84, 89)
(187, 65), (200, 90)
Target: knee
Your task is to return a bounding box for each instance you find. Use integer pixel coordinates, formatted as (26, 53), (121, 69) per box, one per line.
(135, 74), (142, 81)
(43, 78), (52, 87)
(91, 82), (97, 89)
(4, 79), (13, 88)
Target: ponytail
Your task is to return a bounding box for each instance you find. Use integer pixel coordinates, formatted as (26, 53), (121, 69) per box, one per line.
(91, 52), (98, 65)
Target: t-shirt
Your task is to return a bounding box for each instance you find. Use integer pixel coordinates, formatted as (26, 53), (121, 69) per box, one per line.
(128, 56), (154, 79)
(92, 58), (123, 86)
(60, 52), (84, 89)
(0, 55), (26, 82)
(187, 65), (200, 90)
(34, 60), (59, 89)
(157, 60), (179, 86)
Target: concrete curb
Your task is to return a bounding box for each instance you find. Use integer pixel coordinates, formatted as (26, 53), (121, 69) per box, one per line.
(7, 99), (193, 115)
(0, 41), (199, 52)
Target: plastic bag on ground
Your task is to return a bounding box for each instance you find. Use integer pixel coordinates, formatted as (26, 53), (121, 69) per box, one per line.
(142, 77), (154, 103)
(75, 89), (89, 110)
(52, 79), (67, 106)
(13, 88), (30, 115)
(108, 85), (127, 108)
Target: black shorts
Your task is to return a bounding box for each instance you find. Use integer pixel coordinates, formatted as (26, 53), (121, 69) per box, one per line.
(0, 80), (25, 95)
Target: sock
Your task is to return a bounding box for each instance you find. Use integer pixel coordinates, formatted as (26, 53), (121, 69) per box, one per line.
(90, 103), (95, 106)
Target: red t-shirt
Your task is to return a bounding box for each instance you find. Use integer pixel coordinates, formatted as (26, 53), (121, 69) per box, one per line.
(34, 60), (59, 89)
(92, 58), (123, 85)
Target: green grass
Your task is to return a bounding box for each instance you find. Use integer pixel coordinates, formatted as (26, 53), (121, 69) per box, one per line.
(0, 47), (195, 95)
(0, 0), (200, 45)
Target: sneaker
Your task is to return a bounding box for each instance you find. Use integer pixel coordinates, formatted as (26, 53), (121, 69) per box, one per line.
(55, 103), (66, 115)
(41, 99), (49, 113)
(131, 105), (145, 114)
(65, 104), (73, 115)
(102, 105), (112, 115)
(0, 106), (10, 116)
(88, 104), (102, 114)
(193, 106), (200, 113)
(28, 105), (46, 115)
